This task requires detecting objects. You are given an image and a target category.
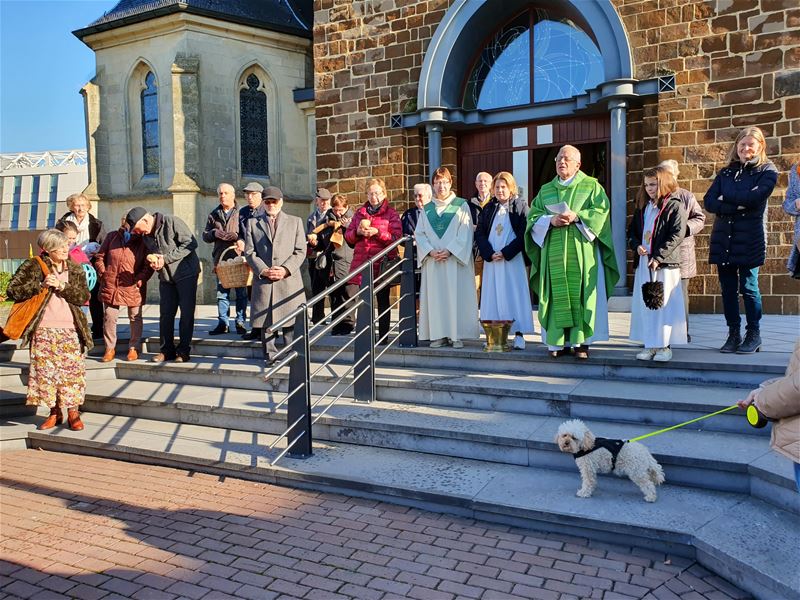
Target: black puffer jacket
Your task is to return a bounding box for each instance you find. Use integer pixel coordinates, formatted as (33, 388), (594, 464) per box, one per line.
(475, 197), (530, 263)
(704, 160), (778, 267)
(627, 196), (687, 269)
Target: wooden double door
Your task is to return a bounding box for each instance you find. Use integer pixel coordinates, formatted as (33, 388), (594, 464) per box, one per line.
(458, 115), (610, 202)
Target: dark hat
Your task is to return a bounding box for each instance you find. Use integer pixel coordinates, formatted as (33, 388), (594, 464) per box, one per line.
(262, 186), (283, 201)
(315, 188), (332, 201)
(243, 182), (264, 193)
(125, 206), (148, 228)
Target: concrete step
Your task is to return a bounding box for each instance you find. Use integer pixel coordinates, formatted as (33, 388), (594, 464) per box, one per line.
(0, 386), (35, 418)
(80, 379), (798, 514)
(144, 335), (784, 388)
(114, 356), (767, 436)
(26, 412), (800, 600)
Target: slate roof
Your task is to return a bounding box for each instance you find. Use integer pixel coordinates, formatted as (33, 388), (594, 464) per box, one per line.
(74, 0), (312, 40)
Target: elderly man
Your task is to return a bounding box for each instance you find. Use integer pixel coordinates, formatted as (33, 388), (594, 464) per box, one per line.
(469, 172), (493, 296)
(236, 182), (265, 340)
(126, 206), (200, 363)
(243, 186), (306, 367)
(524, 145), (619, 359)
(401, 183), (433, 236)
(203, 183), (247, 335)
(307, 188), (333, 324)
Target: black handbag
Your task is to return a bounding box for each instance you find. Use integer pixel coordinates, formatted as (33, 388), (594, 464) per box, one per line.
(642, 268), (664, 310)
(314, 251), (328, 271)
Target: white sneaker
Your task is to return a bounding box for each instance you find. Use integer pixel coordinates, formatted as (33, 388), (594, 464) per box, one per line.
(653, 347), (672, 362)
(636, 348), (656, 361)
(451, 339), (464, 349)
(430, 338), (448, 348)
(513, 334), (525, 350)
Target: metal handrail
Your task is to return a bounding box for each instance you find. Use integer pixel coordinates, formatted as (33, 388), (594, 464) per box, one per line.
(267, 235), (418, 462)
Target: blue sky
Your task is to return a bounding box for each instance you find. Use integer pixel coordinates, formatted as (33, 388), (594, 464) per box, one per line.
(0, 0), (117, 154)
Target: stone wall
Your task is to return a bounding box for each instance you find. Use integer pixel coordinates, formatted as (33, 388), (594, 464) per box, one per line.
(313, 0), (800, 313)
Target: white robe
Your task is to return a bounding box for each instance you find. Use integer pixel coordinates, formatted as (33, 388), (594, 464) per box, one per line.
(629, 202), (687, 348)
(479, 203), (534, 334)
(417, 196), (480, 342)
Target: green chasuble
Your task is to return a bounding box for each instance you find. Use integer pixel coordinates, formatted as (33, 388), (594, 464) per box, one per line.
(524, 171), (619, 347)
(425, 195), (465, 238)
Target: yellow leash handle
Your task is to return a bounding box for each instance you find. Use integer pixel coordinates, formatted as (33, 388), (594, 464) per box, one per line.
(628, 404), (740, 443)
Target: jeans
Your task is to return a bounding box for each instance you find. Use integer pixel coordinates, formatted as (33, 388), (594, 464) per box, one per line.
(216, 279), (247, 327)
(717, 265), (762, 331)
(159, 278), (197, 356)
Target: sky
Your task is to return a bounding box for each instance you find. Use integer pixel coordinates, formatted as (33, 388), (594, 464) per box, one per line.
(0, 0), (117, 154)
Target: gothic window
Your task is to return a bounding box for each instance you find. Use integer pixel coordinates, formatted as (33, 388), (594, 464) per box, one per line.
(240, 73), (268, 176)
(464, 8), (604, 110)
(140, 71), (159, 175)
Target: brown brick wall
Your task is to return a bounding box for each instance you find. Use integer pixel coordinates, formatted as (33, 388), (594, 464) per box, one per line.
(314, 0), (800, 313)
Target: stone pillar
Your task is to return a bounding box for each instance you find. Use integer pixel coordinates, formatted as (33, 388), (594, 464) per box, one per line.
(80, 76), (104, 201)
(168, 53), (201, 193)
(609, 100), (628, 295)
(426, 123), (443, 179)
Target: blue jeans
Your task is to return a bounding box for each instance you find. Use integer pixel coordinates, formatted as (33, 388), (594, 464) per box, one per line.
(216, 279), (247, 327)
(717, 265), (762, 331)
(795, 462), (800, 493)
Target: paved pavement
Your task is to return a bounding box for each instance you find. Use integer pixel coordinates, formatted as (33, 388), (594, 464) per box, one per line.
(0, 451), (752, 600)
(113, 304), (799, 354)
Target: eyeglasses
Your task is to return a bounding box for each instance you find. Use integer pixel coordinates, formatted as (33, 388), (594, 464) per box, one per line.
(555, 157), (578, 163)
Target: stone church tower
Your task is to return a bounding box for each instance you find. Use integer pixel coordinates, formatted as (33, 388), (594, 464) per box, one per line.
(74, 0), (315, 300)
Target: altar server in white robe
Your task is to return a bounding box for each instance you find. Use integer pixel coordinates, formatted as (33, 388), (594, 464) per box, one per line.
(475, 171), (534, 349)
(417, 166), (480, 348)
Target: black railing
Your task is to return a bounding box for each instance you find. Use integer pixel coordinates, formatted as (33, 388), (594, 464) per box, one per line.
(265, 235), (417, 464)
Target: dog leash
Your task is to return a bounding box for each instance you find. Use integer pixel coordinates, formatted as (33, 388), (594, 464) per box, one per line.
(627, 404), (740, 443)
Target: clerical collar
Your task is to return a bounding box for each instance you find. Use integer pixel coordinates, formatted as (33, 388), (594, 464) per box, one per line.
(558, 174), (577, 186)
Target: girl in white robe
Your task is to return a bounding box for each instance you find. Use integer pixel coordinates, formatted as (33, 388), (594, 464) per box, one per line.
(416, 167), (480, 347)
(628, 167), (688, 362)
(475, 171), (534, 349)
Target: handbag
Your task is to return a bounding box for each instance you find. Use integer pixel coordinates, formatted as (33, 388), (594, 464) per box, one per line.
(1, 256), (51, 340)
(314, 251), (328, 271)
(641, 268), (664, 310)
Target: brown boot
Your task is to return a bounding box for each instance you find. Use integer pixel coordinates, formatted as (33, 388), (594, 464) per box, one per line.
(67, 409), (84, 431)
(39, 406), (63, 430)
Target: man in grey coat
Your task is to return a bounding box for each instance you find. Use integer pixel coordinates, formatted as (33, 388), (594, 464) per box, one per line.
(243, 187), (306, 366)
(127, 207), (200, 362)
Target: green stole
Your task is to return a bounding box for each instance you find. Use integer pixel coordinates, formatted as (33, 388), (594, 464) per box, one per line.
(425, 196), (465, 238)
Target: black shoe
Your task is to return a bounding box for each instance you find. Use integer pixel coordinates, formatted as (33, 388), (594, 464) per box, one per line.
(235, 322), (247, 335)
(242, 328), (261, 341)
(209, 324), (228, 336)
(737, 329), (761, 354)
(719, 327), (741, 353)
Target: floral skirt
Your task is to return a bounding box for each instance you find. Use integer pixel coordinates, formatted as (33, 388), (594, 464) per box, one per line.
(26, 327), (86, 409)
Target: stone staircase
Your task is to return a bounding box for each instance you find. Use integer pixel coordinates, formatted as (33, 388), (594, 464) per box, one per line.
(1, 335), (798, 599)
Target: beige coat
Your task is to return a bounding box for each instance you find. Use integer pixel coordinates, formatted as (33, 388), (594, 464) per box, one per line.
(755, 338), (800, 463)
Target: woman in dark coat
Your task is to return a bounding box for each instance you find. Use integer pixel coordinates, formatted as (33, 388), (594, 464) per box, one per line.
(94, 221), (154, 362)
(57, 193), (106, 340)
(704, 126), (778, 354)
(6, 229), (92, 431)
(314, 194), (355, 334)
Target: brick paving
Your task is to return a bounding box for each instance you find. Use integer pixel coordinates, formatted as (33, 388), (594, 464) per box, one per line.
(0, 450), (751, 600)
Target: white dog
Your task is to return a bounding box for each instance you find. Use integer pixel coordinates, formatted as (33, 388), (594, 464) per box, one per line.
(555, 419), (665, 502)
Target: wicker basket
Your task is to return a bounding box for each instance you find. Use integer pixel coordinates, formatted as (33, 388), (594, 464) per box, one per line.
(216, 246), (252, 289)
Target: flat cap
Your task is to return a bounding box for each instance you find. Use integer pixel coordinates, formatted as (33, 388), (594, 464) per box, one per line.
(262, 186), (283, 200)
(315, 188), (332, 200)
(125, 206), (148, 228)
(243, 182), (264, 193)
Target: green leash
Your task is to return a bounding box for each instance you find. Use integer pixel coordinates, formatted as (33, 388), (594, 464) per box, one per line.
(628, 404), (740, 443)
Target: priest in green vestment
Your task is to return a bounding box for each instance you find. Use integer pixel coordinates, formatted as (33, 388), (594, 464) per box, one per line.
(524, 145), (619, 358)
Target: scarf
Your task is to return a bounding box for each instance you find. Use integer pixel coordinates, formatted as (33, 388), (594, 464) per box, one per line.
(366, 201), (383, 216)
(425, 193), (463, 238)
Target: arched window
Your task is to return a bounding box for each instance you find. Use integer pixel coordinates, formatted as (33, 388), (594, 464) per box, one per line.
(463, 8), (604, 110)
(240, 73), (268, 177)
(140, 71), (159, 175)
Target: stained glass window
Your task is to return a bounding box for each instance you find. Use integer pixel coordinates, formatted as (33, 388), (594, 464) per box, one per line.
(141, 72), (159, 175)
(463, 9), (604, 110)
(240, 73), (268, 176)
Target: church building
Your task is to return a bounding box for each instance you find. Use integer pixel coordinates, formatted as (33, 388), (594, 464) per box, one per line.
(75, 0), (799, 311)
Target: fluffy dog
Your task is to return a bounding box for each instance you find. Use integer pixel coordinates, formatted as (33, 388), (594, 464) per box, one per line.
(556, 419), (665, 502)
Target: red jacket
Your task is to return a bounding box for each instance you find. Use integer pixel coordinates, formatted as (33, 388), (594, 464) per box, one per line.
(345, 200), (402, 286)
(95, 231), (154, 307)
